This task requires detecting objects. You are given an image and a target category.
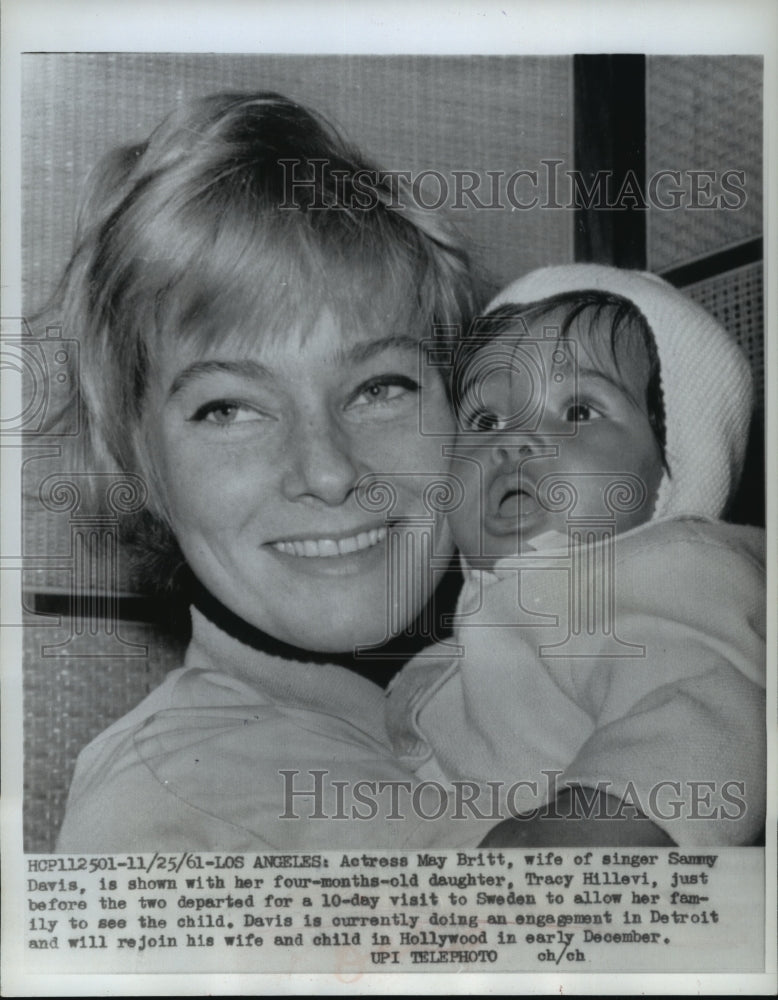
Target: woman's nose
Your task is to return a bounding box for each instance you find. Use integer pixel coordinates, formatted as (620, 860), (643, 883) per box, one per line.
(280, 413), (362, 505)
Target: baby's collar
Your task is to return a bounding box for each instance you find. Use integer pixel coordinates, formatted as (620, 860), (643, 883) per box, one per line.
(458, 516), (717, 581)
(458, 528), (571, 582)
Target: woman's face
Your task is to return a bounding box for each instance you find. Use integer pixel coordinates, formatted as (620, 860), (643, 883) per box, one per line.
(142, 311), (456, 652)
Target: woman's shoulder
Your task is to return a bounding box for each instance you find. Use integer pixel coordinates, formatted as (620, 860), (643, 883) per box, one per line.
(72, 661), (269, 762)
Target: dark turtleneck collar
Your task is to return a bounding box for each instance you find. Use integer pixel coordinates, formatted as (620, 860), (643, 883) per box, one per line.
(186, 561), (463, 689)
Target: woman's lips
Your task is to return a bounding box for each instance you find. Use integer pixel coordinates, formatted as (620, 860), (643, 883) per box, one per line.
(269, 526), (387, 558)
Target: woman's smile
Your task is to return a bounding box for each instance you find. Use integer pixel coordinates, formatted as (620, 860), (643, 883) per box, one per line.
(269, 524), (388, 559)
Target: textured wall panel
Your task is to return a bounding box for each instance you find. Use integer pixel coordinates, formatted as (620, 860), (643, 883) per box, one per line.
(23, 53), (575, 313)
(23, 618), (185, 851)
(683, 262), (764, 408)
(646, 56), (762, 272)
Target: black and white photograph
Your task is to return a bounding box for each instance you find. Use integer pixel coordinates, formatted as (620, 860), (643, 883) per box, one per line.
(2, 0), (775, 994)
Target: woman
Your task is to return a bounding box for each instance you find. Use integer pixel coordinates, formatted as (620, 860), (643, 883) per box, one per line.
(53, 92), (484, 852)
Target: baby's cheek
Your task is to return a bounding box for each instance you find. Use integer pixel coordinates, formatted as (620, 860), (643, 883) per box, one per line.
(448, 456), (483, 551)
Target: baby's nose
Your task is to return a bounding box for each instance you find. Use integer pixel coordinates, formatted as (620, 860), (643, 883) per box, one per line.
(490, 436), (538, 463)
(492, 441), (530, 461)
(490, 433), (557, 468)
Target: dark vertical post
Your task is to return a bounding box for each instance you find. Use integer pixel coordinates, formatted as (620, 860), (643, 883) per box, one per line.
(573, 54), (647, 267)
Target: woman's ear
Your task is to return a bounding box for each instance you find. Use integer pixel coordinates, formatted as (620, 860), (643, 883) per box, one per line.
(122, 422), (187, 593)
(128, 419), (172, 526)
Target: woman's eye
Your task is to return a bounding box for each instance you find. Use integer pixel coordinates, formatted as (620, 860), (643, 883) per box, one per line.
(347, 376), (418, 410)
(564, 402), (599, 423)
(190, 400), (267, 425)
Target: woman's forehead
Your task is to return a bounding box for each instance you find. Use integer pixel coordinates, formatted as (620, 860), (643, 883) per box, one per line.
(154, 309), (426, 378)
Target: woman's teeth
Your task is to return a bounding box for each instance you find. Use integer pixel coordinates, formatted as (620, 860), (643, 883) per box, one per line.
(271, 526), (387, 558)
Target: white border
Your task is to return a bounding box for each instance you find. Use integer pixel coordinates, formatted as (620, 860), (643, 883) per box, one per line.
(2, 0), (777, 55)
(2, 0), (776, 995)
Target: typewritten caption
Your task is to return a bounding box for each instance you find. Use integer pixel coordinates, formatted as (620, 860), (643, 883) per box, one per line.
(24, 849), (763, 974)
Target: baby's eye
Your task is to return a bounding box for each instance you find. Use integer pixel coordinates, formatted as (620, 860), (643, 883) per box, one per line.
(564, 402), (600, 423)
(191, 400), (268, 425)
(461, 408), (505, 432)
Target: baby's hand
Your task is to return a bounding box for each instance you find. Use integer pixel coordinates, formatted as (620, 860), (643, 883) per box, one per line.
(479, 787), (675, 847)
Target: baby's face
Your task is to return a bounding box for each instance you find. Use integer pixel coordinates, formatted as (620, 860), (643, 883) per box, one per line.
(448, 311), (665, 567)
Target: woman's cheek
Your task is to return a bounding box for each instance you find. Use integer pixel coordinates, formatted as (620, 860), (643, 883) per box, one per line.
(403, 384), (456, 472)
(446, 454), (480, 555)
(154, 437), (246, 542)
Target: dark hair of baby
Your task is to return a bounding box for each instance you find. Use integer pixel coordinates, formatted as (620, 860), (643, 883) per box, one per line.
(451, 289), (668, 469)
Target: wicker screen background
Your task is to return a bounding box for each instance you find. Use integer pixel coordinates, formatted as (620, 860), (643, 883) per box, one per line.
(646, 56), (763, 408)
(22, 53), (575, 312)
(646, 55), (762, 273)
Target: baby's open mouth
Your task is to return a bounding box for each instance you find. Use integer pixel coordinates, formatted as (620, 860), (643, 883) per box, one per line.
(498, 488), (528, 517)
(483, 476), (543, 540)
(495, 486), (538, 520)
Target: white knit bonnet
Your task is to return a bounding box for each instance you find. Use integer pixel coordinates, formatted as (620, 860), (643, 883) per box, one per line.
(486, 264), (753, 520)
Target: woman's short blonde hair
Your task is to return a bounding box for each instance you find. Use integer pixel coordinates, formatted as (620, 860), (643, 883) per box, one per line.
(46, 91), (480, 589)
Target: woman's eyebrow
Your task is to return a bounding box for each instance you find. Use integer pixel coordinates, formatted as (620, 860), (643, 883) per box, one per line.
(168, 359), (272, 397)
(167, 335), (420, 397)
(335, 335), (421, 366)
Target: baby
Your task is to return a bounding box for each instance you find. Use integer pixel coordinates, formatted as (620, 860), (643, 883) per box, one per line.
(387, 264), (765, 846)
